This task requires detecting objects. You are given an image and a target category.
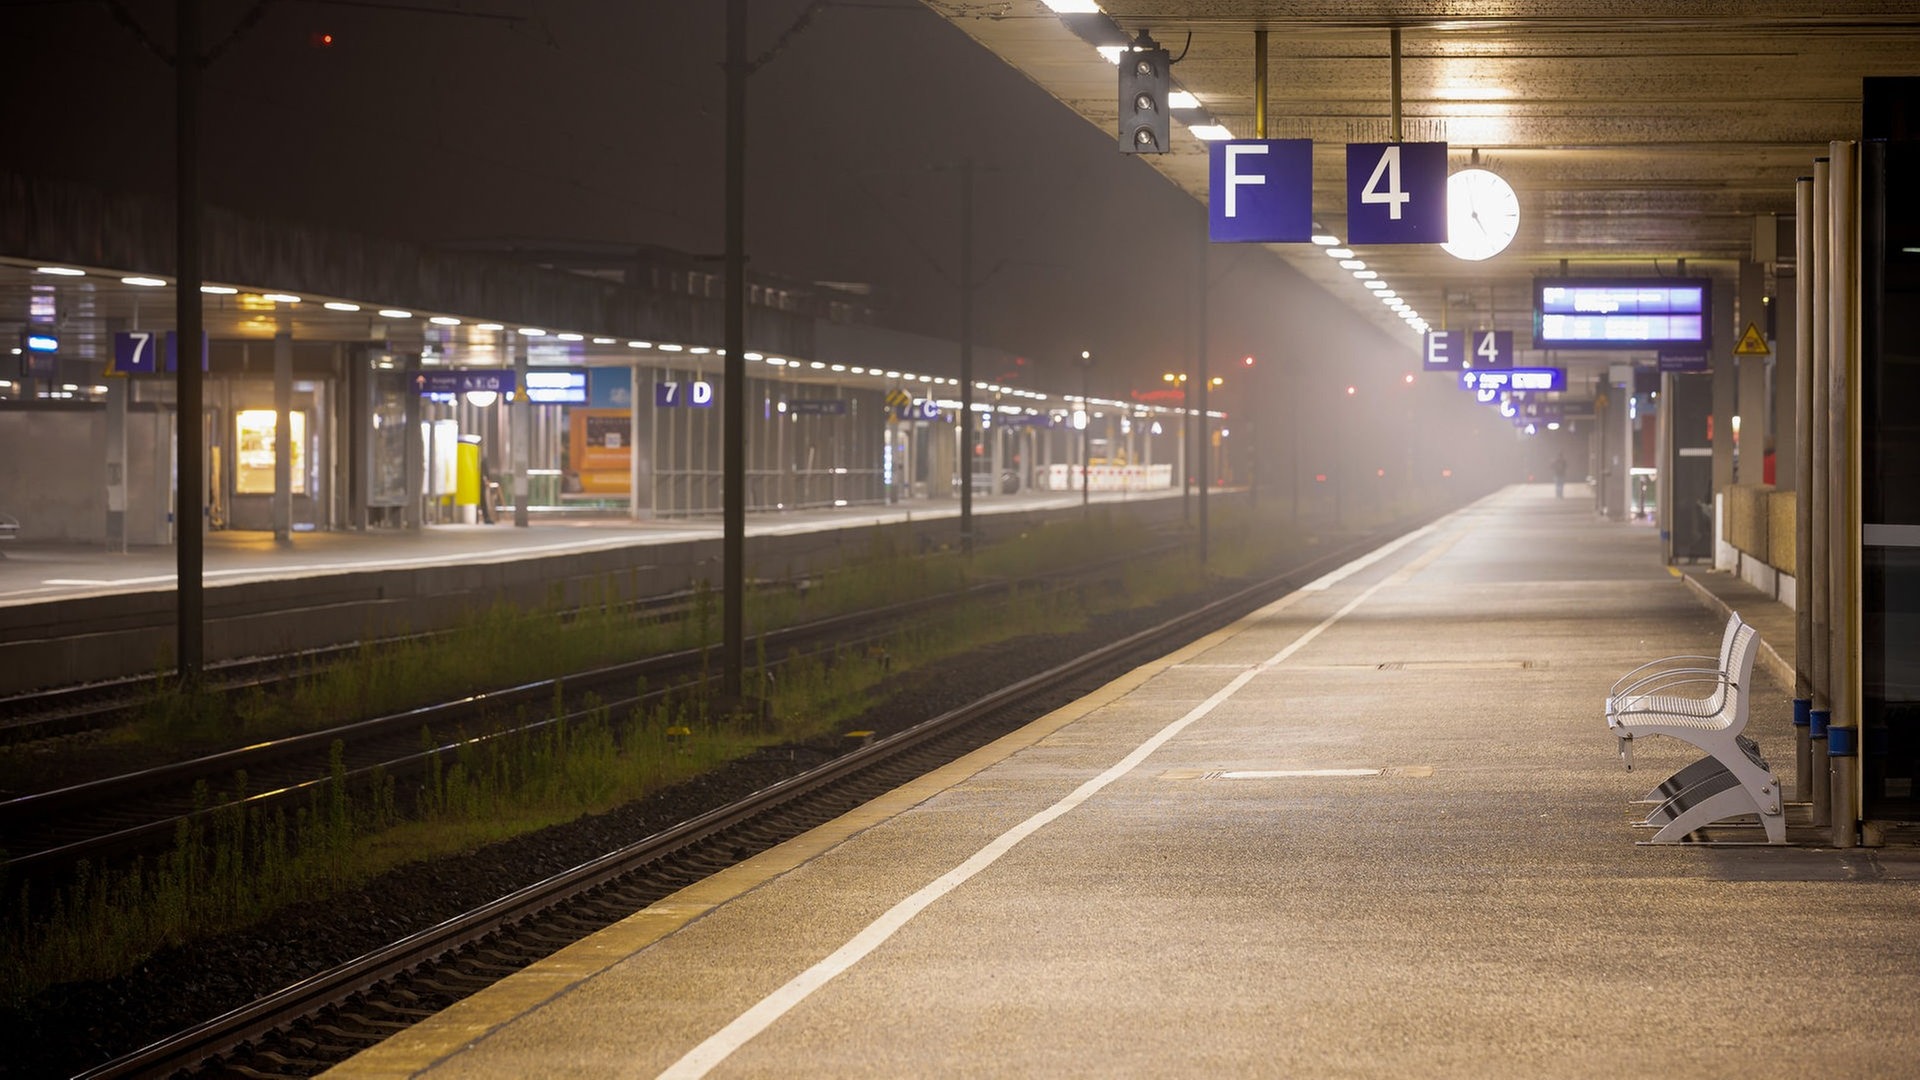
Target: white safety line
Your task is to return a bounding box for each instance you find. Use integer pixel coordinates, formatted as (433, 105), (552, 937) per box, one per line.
(655, 524), (1447, 1080)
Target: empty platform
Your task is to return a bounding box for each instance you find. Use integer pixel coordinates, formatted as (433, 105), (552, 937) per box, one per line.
(330, 485), (1920, 1079)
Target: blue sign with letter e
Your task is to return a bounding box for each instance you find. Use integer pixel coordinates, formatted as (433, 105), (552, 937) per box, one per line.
(1345, 142), (1448, 244)
(1423, 330), (1463, 371)
(1208, 139), (1312, 243)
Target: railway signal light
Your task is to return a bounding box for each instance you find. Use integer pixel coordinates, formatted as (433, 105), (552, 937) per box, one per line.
(1118, 46), (1171, 154)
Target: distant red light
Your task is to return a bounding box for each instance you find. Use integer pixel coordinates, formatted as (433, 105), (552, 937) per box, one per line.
(1242, 355), (1255, 367)
(310, 30), (336, 47)
(1315, 473), (1327, 483)
(1442, 468), (1454, 478)
(1376, 468), (1386, 477)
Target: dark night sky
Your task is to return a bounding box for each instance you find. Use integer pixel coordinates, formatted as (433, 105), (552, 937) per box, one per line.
(0, 1), (1446, 410)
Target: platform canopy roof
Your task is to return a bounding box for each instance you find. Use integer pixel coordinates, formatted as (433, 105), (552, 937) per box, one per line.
(920, 0), (1920, 375)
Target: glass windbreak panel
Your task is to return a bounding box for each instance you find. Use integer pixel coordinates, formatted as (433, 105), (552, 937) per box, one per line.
(368, 369), (409, 507)
(1866, 141), (1920, 526)
(1864, 548), (1920, 819)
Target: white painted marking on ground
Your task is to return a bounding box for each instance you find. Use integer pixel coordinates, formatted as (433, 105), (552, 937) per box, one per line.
(655, 525), (1450, 1080)
(1213, 768), (1382, 779)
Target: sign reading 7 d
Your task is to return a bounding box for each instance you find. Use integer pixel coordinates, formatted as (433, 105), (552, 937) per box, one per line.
(1208, 139), (1313, 243)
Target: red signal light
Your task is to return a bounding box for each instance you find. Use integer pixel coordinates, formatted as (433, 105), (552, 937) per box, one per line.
(1315, 473), (1327, 483)
(310, 30), (336, 47)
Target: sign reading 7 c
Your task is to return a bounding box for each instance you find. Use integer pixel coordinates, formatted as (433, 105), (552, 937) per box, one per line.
(1345, 142), (1448, 245)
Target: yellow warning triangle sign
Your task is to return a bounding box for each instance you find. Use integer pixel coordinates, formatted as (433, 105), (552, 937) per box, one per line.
(1734, 322), (1770, 356)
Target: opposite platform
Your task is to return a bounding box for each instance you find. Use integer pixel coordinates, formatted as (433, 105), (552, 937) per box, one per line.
(331, 485), (1920, 1079)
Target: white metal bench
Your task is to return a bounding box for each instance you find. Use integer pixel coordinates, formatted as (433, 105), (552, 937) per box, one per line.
(1606, 614), (1785, 844)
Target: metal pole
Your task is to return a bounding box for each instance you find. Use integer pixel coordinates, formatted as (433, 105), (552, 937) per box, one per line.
(1793, 175), (1815, 801)
(722, 0), (747, 699)
(175, 0), (204, 682)
(512, 336), (529, 527)
(1254, 30), (1268, 140)
(1197, 216), (1209, 564)
(273, 323), (291, 542)
(1828, 140), (1859, 840)
(1080, 356), (1091, 513)
(1389, 27), (1403, 143)
(960, 157), (975, 554)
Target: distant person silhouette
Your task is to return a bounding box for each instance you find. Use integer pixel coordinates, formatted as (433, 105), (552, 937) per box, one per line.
(1552, 453), (1568, 498)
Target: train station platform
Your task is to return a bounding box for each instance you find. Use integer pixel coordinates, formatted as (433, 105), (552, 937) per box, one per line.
(329, 484), (1920, 1080)
(0, 489), (1192, 694)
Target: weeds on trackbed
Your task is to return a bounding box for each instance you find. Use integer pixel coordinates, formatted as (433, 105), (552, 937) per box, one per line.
(0, 498), (1430, 1002)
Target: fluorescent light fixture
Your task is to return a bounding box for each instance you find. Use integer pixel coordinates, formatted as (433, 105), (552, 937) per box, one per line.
(830, 364), (846, 371)
(430, 316), (461, 326)
(850, 366), (865, 374)
(378, 309), (411, 318)
(122, 276), (167, 287)
(557, 332), (584, 341)
(323, 301), (361, 311)
(1365, 280), (1388, 290)
(35, 266), (85, 276)
(1096, 45), (1126, 64)
(810, 361), (827, 370)
(658, 343), (683, 352)
(517, 327), (547, 336)
(1325, 248), (1354, 259)
(1311, 235), (1341, 246)
(627, 340), (651, 348)
(918, 374), (933, 382)
(1339, 259), (1366, 270)
(1353, 269), (1379, 279)
(477, 323), (505, 331)
(744, 352), (764, 360)
(766, 357), (788, 366)
(592, 337), (615, 344)
(1377, 291), (1397, 299)
(884, 370), (901, 379)
(690, 346), (711, 354)
(1167, 90), (1199, 109)
(201, 285), (238, 295)
(263, 293), (302, 303)
(1188, 124), (1233, 141)
(1042, 0), (1101, 11)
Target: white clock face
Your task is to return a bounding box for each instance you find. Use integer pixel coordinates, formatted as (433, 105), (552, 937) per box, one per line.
(1441, 168), (1520, 261)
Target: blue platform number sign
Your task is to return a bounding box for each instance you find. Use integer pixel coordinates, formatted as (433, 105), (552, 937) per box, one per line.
(1467, 330), (1514, 369)
(656, 380), (715, 408)
(1423, 329), (1463, 371)
(113, 330), (158, 375)
(1344, 142), (1448, 244)
(1208, 139), (1313, 243)
(163, 330), (210, 372)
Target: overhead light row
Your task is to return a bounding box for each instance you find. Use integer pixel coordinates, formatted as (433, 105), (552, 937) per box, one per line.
(1312, 234), (1430, 337)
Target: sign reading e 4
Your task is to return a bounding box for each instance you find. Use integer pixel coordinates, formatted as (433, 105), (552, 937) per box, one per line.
(656, 380), (714, 408)
(1345, 142), (1448, 245)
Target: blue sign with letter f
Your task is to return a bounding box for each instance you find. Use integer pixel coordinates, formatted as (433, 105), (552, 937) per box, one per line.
(1208, 139), (1313, 243)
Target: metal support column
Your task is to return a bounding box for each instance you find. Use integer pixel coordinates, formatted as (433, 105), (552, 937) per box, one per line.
(273, 325), (292, 543)
(512, 335), (529, 528)
(1793, 175), (1816, 800)
(721, 0), (748, 698)
(174, 0), (204, 680)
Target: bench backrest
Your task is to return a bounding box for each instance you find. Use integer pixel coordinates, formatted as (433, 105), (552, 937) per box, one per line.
(1694, 613), (1746, 714)
(1719, 621), (1760, 728)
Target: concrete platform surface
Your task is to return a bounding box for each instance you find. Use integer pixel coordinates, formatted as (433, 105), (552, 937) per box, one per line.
(328, 485), (1920, 1080)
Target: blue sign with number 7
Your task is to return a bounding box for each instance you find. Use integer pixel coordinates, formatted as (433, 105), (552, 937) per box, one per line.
(1345, 142), (1448, 245)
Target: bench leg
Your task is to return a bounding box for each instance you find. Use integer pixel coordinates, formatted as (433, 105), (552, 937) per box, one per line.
(1637, 754), (1727, 804)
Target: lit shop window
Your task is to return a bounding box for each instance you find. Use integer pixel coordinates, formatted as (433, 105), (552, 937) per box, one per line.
(235, 409), (307, 495)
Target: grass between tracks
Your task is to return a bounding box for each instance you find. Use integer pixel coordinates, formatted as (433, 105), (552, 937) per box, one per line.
(0, 500), (1420, 1004)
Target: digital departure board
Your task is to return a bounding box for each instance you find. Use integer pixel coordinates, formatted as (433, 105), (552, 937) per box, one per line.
(1533, 278), (1711, 350)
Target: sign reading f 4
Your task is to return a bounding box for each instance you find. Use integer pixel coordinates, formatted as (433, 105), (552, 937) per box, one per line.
(1345, 142), (1448, 244)
(1209, 139), (1313, 243)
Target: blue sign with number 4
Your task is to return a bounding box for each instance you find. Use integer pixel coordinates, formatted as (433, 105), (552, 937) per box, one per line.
(1345, 142), (1448, 245)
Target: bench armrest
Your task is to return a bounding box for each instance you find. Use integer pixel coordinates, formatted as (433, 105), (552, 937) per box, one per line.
(1608, 654), (1716, 696)
(1612, 671), (1732, 713)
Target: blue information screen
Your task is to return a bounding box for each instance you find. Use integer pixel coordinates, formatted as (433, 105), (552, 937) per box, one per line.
(1534, 278), (1711, 349)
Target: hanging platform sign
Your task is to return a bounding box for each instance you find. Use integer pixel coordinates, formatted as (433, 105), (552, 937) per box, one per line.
(1208, 139), (1313, 243)
(1467, 329), (1514, 369)
(1345, 142), (1448, 244)
(1658, 350), (1711, 373)
(415, 368), (512, 395)
(1423, 330), (1463, 370)
(1461, 367), (1566, 393)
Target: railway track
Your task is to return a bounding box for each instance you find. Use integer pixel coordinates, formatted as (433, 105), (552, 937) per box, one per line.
(0, 543), (1184, 879)
(71, 520), (1425, 1079)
